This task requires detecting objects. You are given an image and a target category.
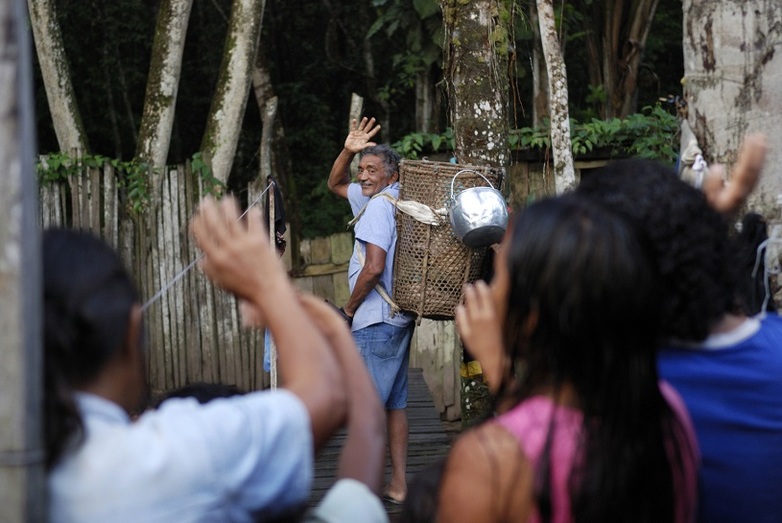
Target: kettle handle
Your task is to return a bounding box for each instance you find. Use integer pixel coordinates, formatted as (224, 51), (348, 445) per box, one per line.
(450, 169), (496, 199)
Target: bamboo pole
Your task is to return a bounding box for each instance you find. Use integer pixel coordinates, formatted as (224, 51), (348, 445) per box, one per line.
(260, 97), (278, 389)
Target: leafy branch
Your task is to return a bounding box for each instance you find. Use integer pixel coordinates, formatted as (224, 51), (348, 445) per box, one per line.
(36, 152), (225, 215)
(394, 104), (679, 164)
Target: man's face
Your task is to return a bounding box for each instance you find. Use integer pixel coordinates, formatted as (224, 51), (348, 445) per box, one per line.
(357, 154), (395, 197)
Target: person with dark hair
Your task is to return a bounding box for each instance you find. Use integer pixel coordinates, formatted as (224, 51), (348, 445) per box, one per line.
(156, 382), (245, 406)
(43, 197), (383, 522)
(433, 196), (698, 522)
(577, 157), (782, 522)
(328, 116), (415, 504)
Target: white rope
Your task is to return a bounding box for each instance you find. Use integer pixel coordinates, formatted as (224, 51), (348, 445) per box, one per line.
(141, 181), (275, 311)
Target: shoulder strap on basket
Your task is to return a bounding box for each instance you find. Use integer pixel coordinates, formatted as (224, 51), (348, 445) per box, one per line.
(348, 192), (444, 228)
(354, 239), (402, 317)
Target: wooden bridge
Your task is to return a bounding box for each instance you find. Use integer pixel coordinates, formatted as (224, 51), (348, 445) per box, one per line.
(310, 368), (453, 519)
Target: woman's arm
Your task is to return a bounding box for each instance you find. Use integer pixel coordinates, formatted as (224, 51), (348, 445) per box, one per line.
(190, 197), (347, 451)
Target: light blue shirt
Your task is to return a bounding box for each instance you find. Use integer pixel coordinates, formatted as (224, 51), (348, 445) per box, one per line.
(348, 182), (413, 331)
(49, 390), (313, 522)
(304, 478), (388, 523)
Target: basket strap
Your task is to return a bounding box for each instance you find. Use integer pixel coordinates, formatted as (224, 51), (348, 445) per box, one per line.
(354, 239), (402, 317)
(348, 192), (444, 227)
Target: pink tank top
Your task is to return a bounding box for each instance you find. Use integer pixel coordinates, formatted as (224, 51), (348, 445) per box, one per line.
(494, 382), (698, 523)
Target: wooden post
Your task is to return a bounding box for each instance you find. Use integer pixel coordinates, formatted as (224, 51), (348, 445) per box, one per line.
(348, 93), (363, 177)
(260, 97), (278, 389)
(0, 0), (45, 520)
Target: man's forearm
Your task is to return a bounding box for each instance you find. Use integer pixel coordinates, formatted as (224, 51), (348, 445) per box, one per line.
(328, 149), (354, 197)
(344, 268), (381, 317)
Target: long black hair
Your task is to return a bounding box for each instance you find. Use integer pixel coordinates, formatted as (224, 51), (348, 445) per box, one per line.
(497, 196), (693, 522)
(43, 229), (139, 469)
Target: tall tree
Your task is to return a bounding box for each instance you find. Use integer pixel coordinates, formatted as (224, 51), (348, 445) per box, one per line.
(537, 0), (575, 192)
(200, 0), (266, 184)
(577, 0), (660, 118)
(439, 0), (510, 168)
(439, 0), (512, 428)
(683, 0), (782, 216)
(1, 0), (44, 518)
(28, 0), (88, 153)
(136, 0), (194, 174)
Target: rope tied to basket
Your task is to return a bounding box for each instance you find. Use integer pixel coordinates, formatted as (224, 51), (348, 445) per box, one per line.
(348, 191), (412, 316)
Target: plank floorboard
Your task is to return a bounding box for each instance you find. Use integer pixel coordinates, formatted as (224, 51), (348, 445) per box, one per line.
(309, 368), (452, 519)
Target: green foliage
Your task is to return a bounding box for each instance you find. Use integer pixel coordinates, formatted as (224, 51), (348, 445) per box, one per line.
(36, 152), (225, 215)
(37, 153), (151, 214)
(394, 105), (679, 164)
(392, 128), (455, 159)
(191, 152), (225, 196)
(511, 104), (679, 164)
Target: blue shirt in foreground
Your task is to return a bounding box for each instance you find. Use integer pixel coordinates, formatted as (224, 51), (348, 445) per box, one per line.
(658, 314), (782, 523)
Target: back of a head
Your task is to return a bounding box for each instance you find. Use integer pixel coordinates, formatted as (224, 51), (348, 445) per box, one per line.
(576, 159), (738, 342)
(43, 229), (139, 468)
(504, 195), (661, 403)
(157, 382), (244, 407)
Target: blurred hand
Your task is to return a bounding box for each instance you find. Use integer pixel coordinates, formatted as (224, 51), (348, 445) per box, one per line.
(190, 196), (284, 302)
(455, 281), (505, 393)
(703, 133), (767, 215)
(239, 299), (264, 329)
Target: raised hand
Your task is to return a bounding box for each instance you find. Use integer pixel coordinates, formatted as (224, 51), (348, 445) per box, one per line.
(344, 117), (381, 153)
(190, 196), (284, 304)
(455, 280), (506, 393)
(702, 133), (767, 215)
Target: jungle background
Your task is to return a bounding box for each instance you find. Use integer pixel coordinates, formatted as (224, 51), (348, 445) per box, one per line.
(32, 0), (684, 239)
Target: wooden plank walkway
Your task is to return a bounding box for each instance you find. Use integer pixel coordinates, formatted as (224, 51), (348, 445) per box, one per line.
(309, 367), (452, 518)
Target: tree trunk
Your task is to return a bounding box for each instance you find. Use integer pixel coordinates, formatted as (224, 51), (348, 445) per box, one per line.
(439, 0), (511, 429)
(27, 0), (88, 154)
(683, 0), (782, 217)
(0, 0), (45, 518)
(579, 0), (660, 119)
(200, 0), (266, 184)
(537, 0), (575, 193)
(416, 68), (436, 134)
(136, 0), (194, 175)
(250, 42), (302, 272)
(616, 0), (659, 117)
(440, 0), (510, 168)
(530, 3), (549, 127)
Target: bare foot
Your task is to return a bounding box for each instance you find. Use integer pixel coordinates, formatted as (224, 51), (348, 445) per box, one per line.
(382, 485), (406, 504)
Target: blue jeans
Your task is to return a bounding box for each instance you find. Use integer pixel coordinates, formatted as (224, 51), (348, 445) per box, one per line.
(352, 322), (414, 410)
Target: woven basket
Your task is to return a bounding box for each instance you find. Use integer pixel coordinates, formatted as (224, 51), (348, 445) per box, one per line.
(394, 159), (503, 319)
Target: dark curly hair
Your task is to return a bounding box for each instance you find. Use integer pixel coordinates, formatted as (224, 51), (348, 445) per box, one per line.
(576, 159), (740, 342)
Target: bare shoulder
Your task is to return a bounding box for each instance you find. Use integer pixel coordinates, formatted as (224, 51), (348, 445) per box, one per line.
(437, 422), (534, 523)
